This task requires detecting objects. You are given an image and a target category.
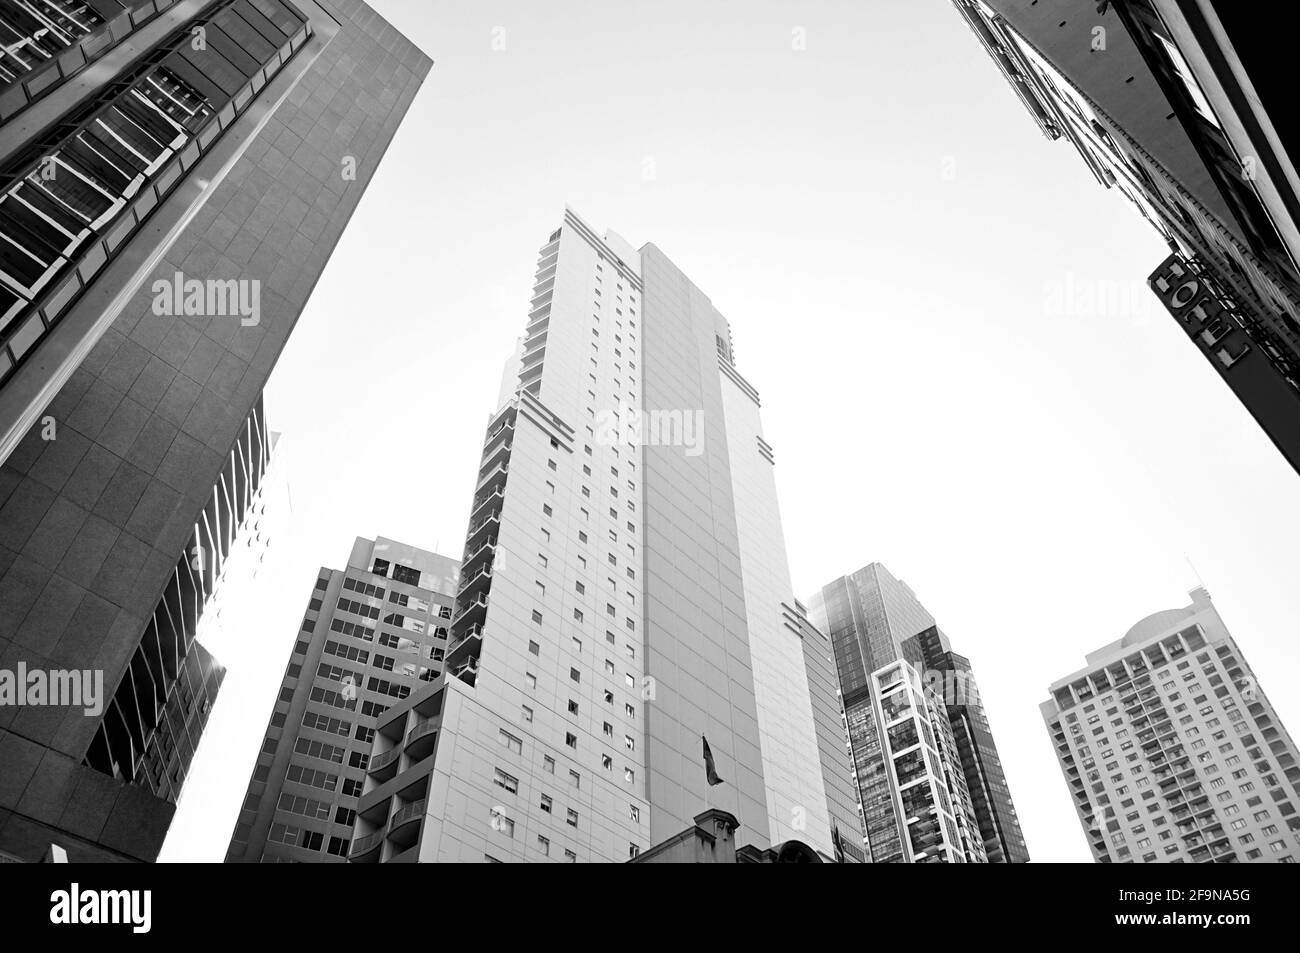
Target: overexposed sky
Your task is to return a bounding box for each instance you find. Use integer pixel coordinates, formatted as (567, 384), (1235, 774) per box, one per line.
(161, 0), (1300, 862)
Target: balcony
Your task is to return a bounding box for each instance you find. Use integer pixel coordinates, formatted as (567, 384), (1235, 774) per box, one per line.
(466, 509), (502, 553)
(389, 798), (426, 831)
(449, 593), (488, 634)
(483, 421), (514, 455)
(368, 745), (401, 782)
(388, 799), (426, 849)
(475, 461), (509, 498)
(444, 624), (484, 671)
(469, 487), (504, 524)
(521, 344), (546, 370)
(461, 537), (496, 579)
(450, 655), (479, 687)
(406, 715), (441, 762)
(458, 565), (493, 602)
(478, 441), (511, 481)
(349, 831), (384, 863)
(523, 328), (548, 353)
(519, 361), (544, 388)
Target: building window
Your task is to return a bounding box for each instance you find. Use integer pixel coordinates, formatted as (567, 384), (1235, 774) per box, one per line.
(493, 769), (519, 794)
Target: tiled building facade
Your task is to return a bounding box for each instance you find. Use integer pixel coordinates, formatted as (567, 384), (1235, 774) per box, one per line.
(0, 0), (430, 861)
(349, 210), (864, 863)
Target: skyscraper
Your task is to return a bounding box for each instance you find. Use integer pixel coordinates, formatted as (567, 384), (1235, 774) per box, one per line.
(1043, 586), (1300, 863)
(225, 537), (457, 863)
(952, 0), (1300, 476)
(809, 562), (1027, 863)
(0, 0), (430, 861)
(347, 208), (864, 863)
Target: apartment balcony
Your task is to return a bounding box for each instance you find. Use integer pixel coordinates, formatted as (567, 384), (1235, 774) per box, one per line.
(458, 566), (493, 602)
(466, 509), (502, 554)
(444, 624), (484, 673)
(388, 798), (426, 850)
(523, 328), (548, 352)
(526, 295), (551, 321)
(469, 487), (505, 524)
(483, 421), (514, 456)
(405, 715), (441, 762)
(450, 655), (479, 687)
(367, 746), (401, 783)
(450, 588), (488, 628)
(461, 538), (496, 579)
(349, 831), (384, 864)
(519, 361), (544, 388)
(478, 440), (511, 480)
(525, 312), (550, 336)
(521, 342), (546, 370)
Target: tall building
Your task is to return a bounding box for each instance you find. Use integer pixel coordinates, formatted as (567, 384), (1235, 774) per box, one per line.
(225, 537), (457, 863)
(809, 562), (1027, 863)
(1043, 586), (1300, 863)
(0, 0), (430, 861)
(953, 0), (1300, 476)
(907, 626), (1029, 863)
(347, 208), (864, 863)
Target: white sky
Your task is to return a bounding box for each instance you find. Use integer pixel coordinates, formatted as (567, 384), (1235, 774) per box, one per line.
(160, 0), (1300, 863)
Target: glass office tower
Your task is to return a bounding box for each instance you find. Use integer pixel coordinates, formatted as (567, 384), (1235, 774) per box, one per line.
(810, 562), (1027, 862)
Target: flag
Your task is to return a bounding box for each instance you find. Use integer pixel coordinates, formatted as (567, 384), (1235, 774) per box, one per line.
(832, 823), (846, 863)
(701, 734), (724, 786)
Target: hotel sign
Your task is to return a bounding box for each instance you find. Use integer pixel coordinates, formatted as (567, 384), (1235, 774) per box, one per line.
(1148, 253), (1253, 369)
(1148, 252), (1300, 473)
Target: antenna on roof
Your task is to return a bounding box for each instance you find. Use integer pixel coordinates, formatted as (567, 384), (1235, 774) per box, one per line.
(1184, 554), (1205, 588)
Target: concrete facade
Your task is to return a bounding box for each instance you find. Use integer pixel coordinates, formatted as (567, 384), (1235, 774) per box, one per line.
(226, 537), (457, 862)
(1044, 587), (1300, 863)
